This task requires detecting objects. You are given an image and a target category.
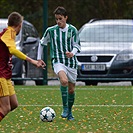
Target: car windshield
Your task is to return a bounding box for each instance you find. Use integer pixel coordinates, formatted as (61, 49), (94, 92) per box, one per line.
(79, 25), (133, 42)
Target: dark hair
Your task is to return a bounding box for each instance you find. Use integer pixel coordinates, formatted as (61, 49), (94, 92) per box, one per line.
(53, 6), (67, 17)
(8, 12), (23, 27)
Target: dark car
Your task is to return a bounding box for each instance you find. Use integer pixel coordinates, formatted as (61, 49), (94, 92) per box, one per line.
(0, 19), (44, 85)
(76, 19), (133, 85)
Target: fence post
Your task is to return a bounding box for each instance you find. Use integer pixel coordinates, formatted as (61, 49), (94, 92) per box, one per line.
(43, 0), (48, 85)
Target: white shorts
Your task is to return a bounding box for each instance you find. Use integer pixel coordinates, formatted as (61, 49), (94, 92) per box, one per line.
(53, 63), (77, 83)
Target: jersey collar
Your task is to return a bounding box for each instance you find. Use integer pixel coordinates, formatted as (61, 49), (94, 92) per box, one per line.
(59, 24), (69, 32)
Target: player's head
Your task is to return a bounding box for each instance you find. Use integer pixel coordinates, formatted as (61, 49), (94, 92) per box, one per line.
(53, 6), (68, 28)
(8, 12), (23, 35)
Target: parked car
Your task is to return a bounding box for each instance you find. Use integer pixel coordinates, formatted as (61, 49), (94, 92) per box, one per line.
(0, 19), (44, 85)
(76, 19), (133, 85)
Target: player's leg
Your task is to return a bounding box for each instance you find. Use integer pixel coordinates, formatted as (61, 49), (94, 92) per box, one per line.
(0, 96), (11, 122)
(0, 78), (10, 121)
(0, 78), (18, 122)
(67, 82), (75, 120)
(10, 94), (18, 111)
(58, 70), (68, 118)
(66, 67), (77, 120)
(8, 80), (18, 111)
(53, 63), (68, 118)
(0, 111), (4, 122)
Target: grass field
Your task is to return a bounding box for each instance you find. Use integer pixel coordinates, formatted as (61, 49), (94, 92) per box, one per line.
(0, 85), (132, 133)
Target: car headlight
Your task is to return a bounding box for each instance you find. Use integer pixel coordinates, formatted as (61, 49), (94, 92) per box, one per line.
(116, 54), (133, 61)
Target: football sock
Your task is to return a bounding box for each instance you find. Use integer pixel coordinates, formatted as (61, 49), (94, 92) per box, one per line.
(68, 93), (75, 113)
(0, 112), (4, 122)
(60, 86), (68, 109)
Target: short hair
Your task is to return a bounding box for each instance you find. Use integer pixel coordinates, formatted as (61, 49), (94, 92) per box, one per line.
(53, 6), (67, 17)
(8, 12), (23, 27)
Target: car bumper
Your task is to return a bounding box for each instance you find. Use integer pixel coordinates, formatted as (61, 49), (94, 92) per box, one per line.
(77, 60), (133, 82)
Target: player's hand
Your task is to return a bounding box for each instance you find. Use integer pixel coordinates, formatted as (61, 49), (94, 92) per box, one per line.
(66, 51), (74, 58)
(37, 60), (46, 69)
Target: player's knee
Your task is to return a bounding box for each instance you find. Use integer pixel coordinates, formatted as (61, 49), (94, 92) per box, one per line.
(61, 79), (68, 86)
(68, 89), (74, 94)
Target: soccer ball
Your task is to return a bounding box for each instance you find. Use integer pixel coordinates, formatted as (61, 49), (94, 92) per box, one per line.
(40, 107), (56, 122)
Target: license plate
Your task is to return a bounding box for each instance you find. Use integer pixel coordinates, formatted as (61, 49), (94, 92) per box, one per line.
(82, 64), (106, 71)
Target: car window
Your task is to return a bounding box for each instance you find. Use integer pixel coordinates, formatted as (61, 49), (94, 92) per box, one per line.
(0, 22), (7, 32)
(23, 23), (39, 41)
(79, 25), (133, 42)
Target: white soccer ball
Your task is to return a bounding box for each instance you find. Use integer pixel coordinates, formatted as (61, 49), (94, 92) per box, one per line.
(40, 107), (56, 122)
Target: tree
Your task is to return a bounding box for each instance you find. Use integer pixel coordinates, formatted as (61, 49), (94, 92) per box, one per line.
(0, 0), (133, 35)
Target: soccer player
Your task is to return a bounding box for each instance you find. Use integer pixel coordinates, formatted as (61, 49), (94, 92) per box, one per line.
(0, 12), (45, 122)
(37, 6), (81, 120)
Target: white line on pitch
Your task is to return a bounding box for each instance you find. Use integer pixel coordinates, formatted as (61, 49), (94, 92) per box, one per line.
(19, 104), (133, 107)
(16, 88), (132, 91)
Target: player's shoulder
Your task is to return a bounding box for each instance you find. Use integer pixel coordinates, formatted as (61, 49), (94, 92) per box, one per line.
(6, 27), (16, 39)
(68, 24), (77, 31)
(1, 26), (16, 40)
(46, 25), (58, 31)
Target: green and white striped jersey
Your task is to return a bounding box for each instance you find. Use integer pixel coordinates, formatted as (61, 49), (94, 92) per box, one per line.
(40, 24), (81, 69)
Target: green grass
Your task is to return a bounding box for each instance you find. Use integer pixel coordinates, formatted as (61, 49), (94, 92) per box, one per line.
(0, 85), (132, 133)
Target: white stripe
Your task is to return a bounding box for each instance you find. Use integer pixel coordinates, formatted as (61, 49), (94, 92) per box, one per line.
(71, 30), (76, 68)
(65, 28), (68, 51)
(54, 30), (59, 62)
(59, 29), (65, 63)
(66, 29), (70, 67)
(19, 104), (133, 107)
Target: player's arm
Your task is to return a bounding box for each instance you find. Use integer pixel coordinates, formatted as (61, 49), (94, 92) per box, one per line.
(37, 42), (44, 60)
(66, 28), (81, 58)
(9, 44), (46, 68)
(8, 47), (26, 60)
(1, 28), (45, 68)
(37, 38), (48, 67)
(37, 30), (50, 60)
(66, 48), (78, 58)
(72, 28), (81, 53)
(1, 29), (27, 60)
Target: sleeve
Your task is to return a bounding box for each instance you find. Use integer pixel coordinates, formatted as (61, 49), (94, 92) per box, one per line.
(72, 28), (81, 53)
(40, 29), (50, 46)
(71, 47), (78, 55)
(37, 29), (50, 60)
(1, 28), (27, 60)
(9, 47), (27, 60)
(37, 42), (43, 60)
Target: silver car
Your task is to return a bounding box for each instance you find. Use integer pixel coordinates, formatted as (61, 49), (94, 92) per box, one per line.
(76, 19), (133, 85)
(0, 19), (44, 85)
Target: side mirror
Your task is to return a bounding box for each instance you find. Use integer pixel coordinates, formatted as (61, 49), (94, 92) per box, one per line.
(24, 37), (37, 44)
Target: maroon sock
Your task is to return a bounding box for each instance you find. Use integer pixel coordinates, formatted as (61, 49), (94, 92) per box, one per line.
(0, 112), (5, 121)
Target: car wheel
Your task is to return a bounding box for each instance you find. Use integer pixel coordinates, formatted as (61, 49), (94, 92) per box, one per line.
(14, 63), (26, 85)
(35, 80), (44, 85)
(85, 81), (98, 86)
